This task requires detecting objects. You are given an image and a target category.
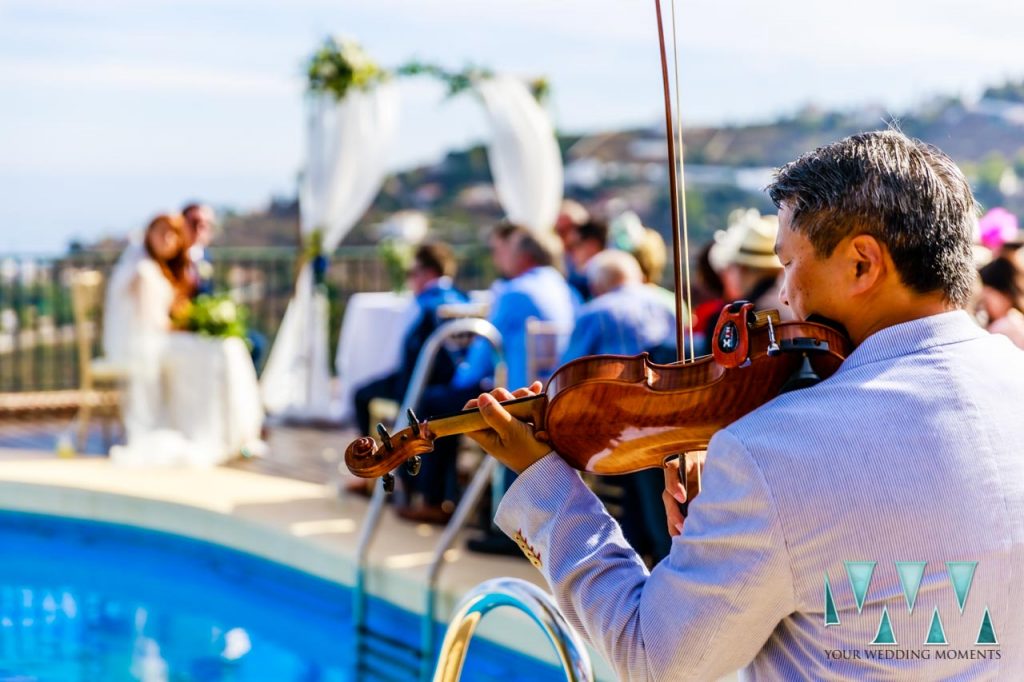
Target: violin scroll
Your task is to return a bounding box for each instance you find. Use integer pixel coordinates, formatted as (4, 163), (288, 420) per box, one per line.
(345, 421), (437, 479)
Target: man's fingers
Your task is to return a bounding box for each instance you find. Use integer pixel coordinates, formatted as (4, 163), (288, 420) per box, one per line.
(477, 392), (514, 439)
(490, 387), (515, 402)
(663, 489), (686, 537)
(463, 398), (479, 410)
(663, 457), (687, 504)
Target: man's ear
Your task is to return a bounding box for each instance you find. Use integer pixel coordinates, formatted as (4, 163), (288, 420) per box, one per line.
(847, 234), (885, 294)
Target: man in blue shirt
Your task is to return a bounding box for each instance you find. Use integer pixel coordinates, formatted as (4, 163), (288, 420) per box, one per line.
(561, 249), (676, 364)
(352, 242), (468, 519)
(561, 248), (678, 563)
(449, 223), (578, 392)
(439, 223), (576, 551)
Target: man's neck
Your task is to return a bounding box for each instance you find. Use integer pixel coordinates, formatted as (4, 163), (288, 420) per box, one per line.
(511, 262), (539, 279)
(846, 293), (957, 346)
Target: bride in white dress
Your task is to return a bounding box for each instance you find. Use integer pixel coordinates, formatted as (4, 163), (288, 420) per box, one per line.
(104, 214), (263, 466)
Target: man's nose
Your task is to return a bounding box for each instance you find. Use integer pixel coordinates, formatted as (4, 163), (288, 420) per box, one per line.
(778, 281), (790, 308)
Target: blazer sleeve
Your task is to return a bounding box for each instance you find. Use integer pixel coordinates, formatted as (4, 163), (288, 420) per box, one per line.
(494, 429), (796, 682)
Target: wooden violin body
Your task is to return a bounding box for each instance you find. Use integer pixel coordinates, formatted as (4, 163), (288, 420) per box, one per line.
(344, 302), (851, 479)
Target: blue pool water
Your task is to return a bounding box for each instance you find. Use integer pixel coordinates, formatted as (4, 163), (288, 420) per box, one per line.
(0, 511), (562, 682)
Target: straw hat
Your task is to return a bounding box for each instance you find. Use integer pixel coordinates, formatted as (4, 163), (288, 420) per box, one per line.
(709, 209), (782, 272)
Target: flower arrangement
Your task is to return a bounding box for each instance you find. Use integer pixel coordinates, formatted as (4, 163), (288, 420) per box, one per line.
(304, 37), (551, 104)
(306, 37), (388, 100)
(302, 229), (330, 285)
(174, 295), (249, 342)
(377, 238), (414, 292)
(396, 61), (494, 99)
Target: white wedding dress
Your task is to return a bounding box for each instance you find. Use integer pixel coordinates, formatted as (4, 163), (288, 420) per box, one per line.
(103, 245), (264, 467)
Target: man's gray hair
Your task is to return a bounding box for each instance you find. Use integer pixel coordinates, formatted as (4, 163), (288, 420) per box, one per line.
(586, 249), (643, 294)
(767, 130), (978, 307)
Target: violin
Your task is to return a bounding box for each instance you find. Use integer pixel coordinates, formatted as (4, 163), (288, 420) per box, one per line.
(344, 301), (851, 480)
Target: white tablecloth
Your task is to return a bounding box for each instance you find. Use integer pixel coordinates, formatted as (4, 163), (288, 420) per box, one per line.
(334, 291), (414, 424)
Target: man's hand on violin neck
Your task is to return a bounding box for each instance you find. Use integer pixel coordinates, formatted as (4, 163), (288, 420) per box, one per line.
(464, 382), (551, 474)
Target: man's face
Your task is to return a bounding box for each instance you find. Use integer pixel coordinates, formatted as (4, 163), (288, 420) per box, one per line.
(775, 204), (844, 321)
(554, 213), (576, 249)
(569, 236), (602, 271)
(405, 262), (437, 296)
(184, 206), (214, 248)
(489, 234), (514, 277)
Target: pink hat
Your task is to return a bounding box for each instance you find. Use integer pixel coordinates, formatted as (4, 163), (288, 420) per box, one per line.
(978, 207), (1020, 250)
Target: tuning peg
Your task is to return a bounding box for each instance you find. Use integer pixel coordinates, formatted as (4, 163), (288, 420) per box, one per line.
(407, 409), (420, 437)
(381, 472), (396, 493)
(376, 423), (393, 451)
(405, 455), (422, 476)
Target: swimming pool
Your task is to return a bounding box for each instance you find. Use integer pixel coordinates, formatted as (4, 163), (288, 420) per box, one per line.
(0, 511), (563, 681)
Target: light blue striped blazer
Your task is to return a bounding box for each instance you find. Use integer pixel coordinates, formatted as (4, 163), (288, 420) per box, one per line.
(496, 311), (1024, 681)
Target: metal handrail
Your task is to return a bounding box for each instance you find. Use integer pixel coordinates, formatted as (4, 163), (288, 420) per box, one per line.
(351, 317), (506, 679)
(432, 578), (594, 682)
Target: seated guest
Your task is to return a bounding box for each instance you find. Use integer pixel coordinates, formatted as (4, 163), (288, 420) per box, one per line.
(979, 256), (1024, 349)
(104, 214), (263, 466)
(630, 226), (682, 316)
(182, 200), (268, 368)
(553, 199), (590, 300)
(451, 223), (578, 394)
(451, 223), (576, 548)
(353, 242), (469, 510)
(704, 209), (794, 342)
(561, 249), (675, 363)
(559, 249), (677, 564)
(565, 219), (608, 302)
(104, 214), (192, 368)
(690, 241), (726, 356)
(182, 202), (216, 296)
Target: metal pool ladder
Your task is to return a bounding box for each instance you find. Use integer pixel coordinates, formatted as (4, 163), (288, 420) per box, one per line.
(351, 317), (508, 681)
(433, 577), (594, 682)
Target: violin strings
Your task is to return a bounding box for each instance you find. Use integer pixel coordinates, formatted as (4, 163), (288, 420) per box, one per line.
(669, 0), (696, 363)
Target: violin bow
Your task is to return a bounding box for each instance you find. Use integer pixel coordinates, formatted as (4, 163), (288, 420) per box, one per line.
(654, 0), (695, 363)
(655, 0), (702, 498)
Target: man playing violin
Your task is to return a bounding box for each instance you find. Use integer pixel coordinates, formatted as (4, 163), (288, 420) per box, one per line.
(465, 130), (1024, 680)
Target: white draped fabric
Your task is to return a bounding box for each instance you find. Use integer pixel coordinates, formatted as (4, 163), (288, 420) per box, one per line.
(260, 85), (399, 418)
(476, 75), (563, 235)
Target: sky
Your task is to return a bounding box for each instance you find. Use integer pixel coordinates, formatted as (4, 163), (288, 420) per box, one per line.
(2, 0), (1024, 252)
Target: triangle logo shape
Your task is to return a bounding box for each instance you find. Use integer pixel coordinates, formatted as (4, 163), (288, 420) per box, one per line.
(976, 607), (999, 646)
(824, 573), (840, 626)
(946, 562), (978, 614)
(924, 606), (948, 645)
(871, 605), (898, 645)
(845, 561), (876, 613)
(895, 561), (927, 613)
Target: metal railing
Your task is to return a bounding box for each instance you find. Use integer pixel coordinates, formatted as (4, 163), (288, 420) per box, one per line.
(351, 317), (507, 681)
(0, 246), (491, 394)
(433, 578), (593, 682)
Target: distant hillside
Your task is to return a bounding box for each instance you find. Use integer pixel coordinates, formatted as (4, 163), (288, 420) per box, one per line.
(206, 77), (1024, 253)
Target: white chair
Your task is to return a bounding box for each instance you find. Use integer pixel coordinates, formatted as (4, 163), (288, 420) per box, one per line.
(70, 270), (128, 450)
(525, 317), (566, 385)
